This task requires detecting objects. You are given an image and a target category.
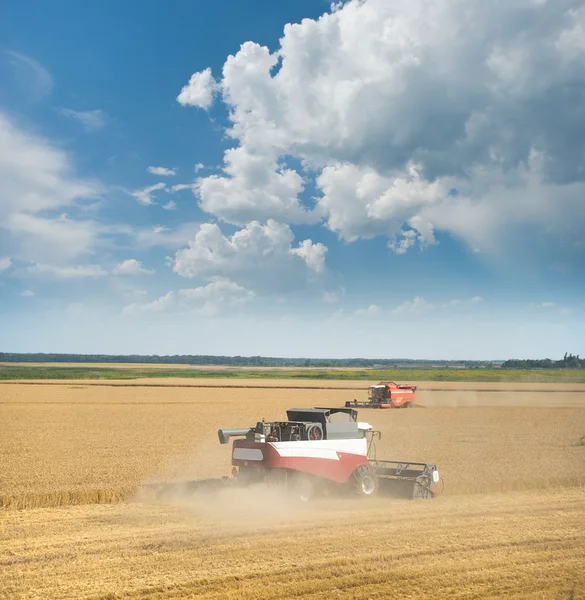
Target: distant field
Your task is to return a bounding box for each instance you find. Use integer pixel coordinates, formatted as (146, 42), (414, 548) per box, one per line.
(1, 362), (585, 382)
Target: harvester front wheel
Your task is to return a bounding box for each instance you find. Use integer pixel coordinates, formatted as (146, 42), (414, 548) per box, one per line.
(288, 473), (315, 503)
(352, 465), (378, 497)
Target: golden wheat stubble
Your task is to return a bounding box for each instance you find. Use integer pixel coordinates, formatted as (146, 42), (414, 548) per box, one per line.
(1, 382), (584, 507)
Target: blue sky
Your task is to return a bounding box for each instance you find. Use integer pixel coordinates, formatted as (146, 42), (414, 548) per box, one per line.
(0, 0), (584, 359)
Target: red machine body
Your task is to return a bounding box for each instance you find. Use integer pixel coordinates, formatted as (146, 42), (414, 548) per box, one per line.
(232, 437), (369, 484)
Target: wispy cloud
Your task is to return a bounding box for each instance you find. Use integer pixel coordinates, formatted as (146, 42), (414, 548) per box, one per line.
(27, 263), (108, 278)
(442, 296), (484, 308)
(529, 301), (572, 316)
(0, 111), (103, 264)
(0, 257), (11, 272)
(125, 289), (148, 297)
(323, 291), (340, 304)
(148, 166), (176, 176)
(392, 297), (434, 315)
(162, 200), (177, 210)
(392, 296), (484, 314)
(171, 183), (196, 193)
(58, 108), (107, 131)
(5, 50), (53, 100)
(123, 291), (174, 316)
(129, 183), (166, 206)
(131, 223), (199, 249)
(20, 290), (34, 297)
(354, 304), (382, 317)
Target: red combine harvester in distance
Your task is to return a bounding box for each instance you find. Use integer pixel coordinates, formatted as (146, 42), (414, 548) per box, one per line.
(156, 407), (439, 503)
(346, 381), (418, 409)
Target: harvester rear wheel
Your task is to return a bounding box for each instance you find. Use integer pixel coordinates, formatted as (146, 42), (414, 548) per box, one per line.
(352, 465), (378, 497)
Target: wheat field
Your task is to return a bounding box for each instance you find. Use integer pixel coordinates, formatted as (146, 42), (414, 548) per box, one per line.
(1, 488), (584, 599)
(1, 380), (584, 598)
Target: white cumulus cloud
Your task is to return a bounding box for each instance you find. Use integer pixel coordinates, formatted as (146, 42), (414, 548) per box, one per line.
(173, 219), (327, 293)
(177, 68), (219, 110)
(196, 147), (320, 225)
(178, 0), (585, 258)
(290, 239), (327, 274)
(179, 277), (255, 315)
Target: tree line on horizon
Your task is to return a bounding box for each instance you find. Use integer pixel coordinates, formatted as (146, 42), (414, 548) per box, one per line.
(0, 352), (581, 368)
(500, 353), (584, 369)
(0, 352), (494, 368)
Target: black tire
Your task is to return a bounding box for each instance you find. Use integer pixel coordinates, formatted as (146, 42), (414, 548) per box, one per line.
(352, 465), (378, 497)
(288, 473), (315, 502)
(403, 402), (412, 409)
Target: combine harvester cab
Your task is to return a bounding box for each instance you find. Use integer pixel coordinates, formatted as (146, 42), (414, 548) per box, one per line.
(218, 407), (438, 502)
(346, 381), (418, 409)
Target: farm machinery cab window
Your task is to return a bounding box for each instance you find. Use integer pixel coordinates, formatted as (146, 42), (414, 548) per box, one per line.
(369, 386), (388, 402)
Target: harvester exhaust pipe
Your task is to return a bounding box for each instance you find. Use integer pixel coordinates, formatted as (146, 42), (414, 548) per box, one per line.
(218, 428), (253, 444)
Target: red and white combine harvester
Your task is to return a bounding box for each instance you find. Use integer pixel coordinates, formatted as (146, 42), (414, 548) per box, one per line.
(212, 407), (438, 502)
(346, 381), (418, 409)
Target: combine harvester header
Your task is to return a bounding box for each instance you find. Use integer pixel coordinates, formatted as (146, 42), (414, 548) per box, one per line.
(346, 381), (418, 409)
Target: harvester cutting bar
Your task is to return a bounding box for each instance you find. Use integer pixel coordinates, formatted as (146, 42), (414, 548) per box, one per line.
(346, 401), (392, 409)
(370, 459), (438, 499)
(371, 459), (436, 480)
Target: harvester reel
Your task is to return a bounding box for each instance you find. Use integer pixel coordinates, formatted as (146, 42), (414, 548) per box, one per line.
(352, 465), (378, 497)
